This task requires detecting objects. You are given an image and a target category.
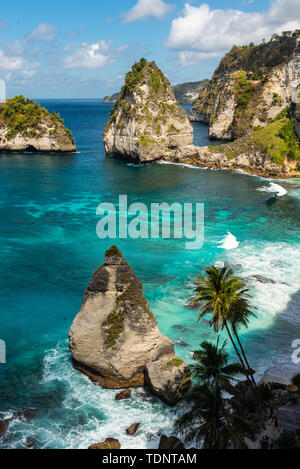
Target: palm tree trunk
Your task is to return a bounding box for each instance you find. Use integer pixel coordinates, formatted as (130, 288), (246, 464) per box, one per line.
(233, 327), (257, 387)
(223, 321), (249, 380)
(226, 322), (259, 410)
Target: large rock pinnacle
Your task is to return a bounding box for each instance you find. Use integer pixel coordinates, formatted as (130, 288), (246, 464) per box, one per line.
(103, 59), (193, 162)
(69, 246), (189, 405)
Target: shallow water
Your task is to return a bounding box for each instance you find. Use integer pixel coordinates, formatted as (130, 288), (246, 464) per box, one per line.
(0, 99), (299, 448)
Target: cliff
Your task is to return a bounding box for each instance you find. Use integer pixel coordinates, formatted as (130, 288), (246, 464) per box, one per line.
(103, 59), (193, 162)
(103, 80), (209, 105)
(190, 33), (300, 141)
(69, 246), (189, 406)
(0, 95), (76, 153)
(164, 109), (300, 178)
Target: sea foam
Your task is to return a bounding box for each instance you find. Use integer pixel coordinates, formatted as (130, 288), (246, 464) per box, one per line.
(217, 232), (240, 250)
(257, 182), (287, 197)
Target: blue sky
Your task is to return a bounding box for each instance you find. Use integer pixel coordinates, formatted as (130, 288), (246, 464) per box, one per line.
(0, 0), (300, 98)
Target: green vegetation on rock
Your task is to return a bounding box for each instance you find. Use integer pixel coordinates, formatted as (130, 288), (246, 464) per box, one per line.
(167, 358), (184, 368)
(218, 116), (300, 165)
(106, 245), (122, 257)
(103, 309), (126, 348)
(217, 32), (300, 77)
(233, 71), (255, 109)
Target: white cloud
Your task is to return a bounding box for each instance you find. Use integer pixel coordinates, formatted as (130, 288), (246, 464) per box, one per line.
(0, 50), (25, 71)
(123, 0), (172, 23)
(166, 0), (300, 64)
(29, 23), (57, 42)
(64, 40), (117, 69)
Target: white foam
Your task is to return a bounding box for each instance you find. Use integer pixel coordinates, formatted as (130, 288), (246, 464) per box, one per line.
(32, 341), (184, 450)
(257, 182), (287, 197)
(217, 232), (240, 250)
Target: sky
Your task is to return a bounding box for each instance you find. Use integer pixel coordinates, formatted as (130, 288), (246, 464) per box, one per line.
(0, 0), (300, 98)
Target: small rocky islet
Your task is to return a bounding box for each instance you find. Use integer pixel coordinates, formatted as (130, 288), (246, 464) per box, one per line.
(103, 33), (300, 178)
(0, 95), (76, 153)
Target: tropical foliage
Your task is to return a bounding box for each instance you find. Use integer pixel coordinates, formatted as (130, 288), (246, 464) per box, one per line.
(176, 338), (251, 449)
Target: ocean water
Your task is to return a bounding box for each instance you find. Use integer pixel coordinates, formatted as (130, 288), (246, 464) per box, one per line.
(0, 99), (300, 449)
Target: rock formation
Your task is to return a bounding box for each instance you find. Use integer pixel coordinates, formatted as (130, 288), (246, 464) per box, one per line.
(162, 113), (300, 179)
(89, 438), (121, 450)
(69, 246), (189, 406)
(0, 95), (76, 153)
(158, 434), (185, 450)
(292, 83), (300, 139)
(103, 59), (193, 162)
(191, 34), (300, 141)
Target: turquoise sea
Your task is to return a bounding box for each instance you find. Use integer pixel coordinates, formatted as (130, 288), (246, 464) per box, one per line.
(0, 99), (300, 449)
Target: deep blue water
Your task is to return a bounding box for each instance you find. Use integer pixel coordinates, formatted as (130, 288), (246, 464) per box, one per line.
(0, 99), (300, 448)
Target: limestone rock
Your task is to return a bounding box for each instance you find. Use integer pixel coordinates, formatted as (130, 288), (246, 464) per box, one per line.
(89, 438), (121, 450)
(191, 35), (300, 141)
(145, 357), (190, 406)
(126, 423), (140, 436)
(0, 95), (76, 153)
(103, 59), (193, 162)
(162, 141), (295, 178)
(115, 389), (131, 401)
(159, 434), (185, 450)
(69, 246), (189, 405)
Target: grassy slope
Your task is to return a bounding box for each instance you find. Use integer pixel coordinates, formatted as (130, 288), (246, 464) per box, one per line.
(213, 116), (300, 166)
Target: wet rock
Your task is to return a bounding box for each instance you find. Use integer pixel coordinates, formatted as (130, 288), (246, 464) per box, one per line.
(126, 423), (140, 436)
(0, 420), (7, 438)
(252, 275), (276, 284)
(26, 437), (38, 448)
(115, 389), (131, 401)
(176, 341), (188, 347)
(18, 408), (39, 421)
(103, 59), (193, 163)
(89, 438), (121, 450)
(159, 435), (185, 450)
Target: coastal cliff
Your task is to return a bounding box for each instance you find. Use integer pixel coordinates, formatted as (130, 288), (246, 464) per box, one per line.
(69, 246), (189, 406)
(103, 59), (193, 162)
(164, 108), (300, 178)
(190, 34), (300, 141)
(0, 95), (76, 153)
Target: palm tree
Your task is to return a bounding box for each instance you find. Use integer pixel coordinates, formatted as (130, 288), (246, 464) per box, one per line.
(176, 383), (250, 449)
(191, 265), (255, 387)
(188, 338), (246, 393)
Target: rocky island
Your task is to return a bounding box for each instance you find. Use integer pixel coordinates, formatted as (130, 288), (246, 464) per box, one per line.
(103, 33), (300, 178)
(0, 95), (76, 153)
(69, 246), (189, 406)
(103, 58), (193, 162)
